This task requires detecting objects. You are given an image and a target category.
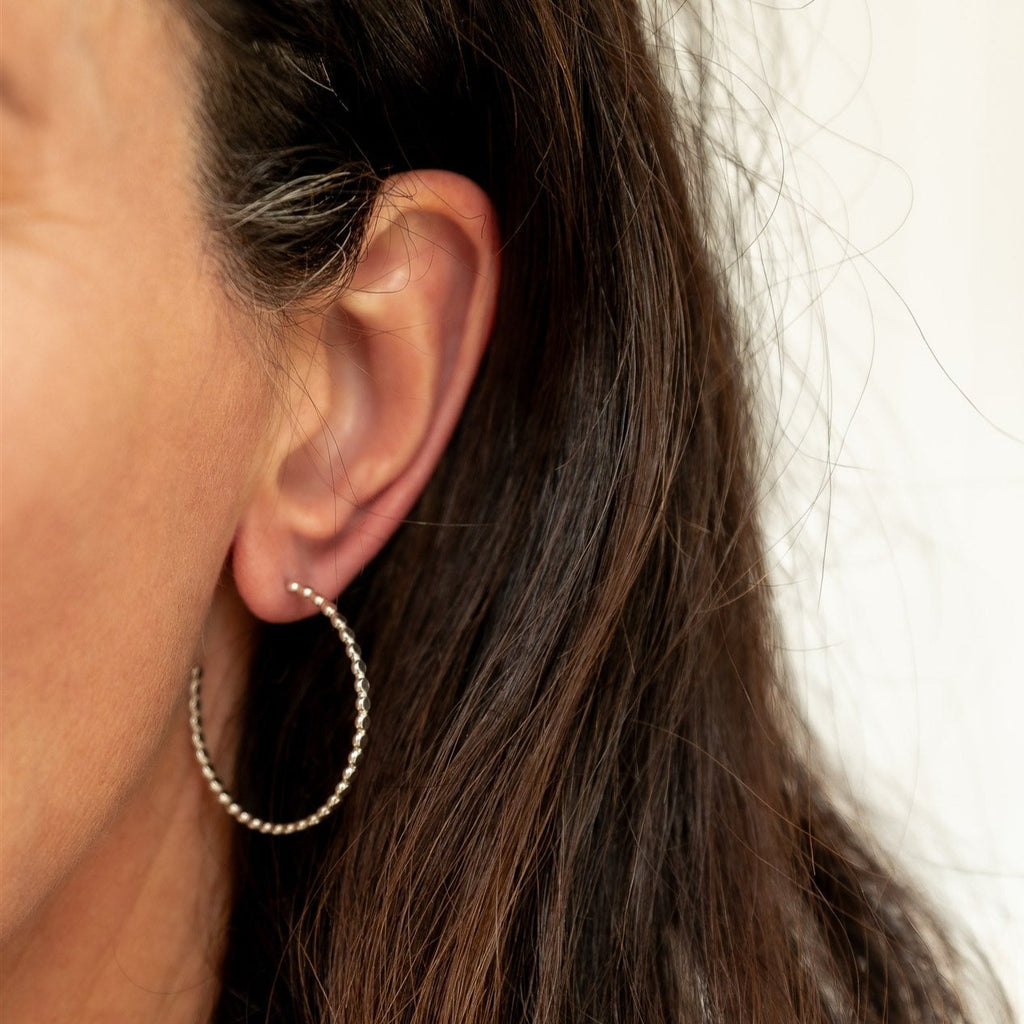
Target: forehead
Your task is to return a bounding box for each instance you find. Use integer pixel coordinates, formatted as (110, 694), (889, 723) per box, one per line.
(0, 0), (201, 290)
(0, 0), (188, 125)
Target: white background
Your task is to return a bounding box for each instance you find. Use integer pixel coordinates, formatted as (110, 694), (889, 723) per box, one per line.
(699, 0), (1023, 1015)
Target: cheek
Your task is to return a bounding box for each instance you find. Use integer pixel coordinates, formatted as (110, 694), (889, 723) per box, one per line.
(2, 239), (258, 645)
(0, 180), (271, 937)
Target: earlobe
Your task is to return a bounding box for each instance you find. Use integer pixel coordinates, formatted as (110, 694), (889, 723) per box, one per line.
(230, 171), (500, 623)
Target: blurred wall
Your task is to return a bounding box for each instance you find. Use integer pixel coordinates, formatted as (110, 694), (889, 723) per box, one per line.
(701, 0), (1023, 1012)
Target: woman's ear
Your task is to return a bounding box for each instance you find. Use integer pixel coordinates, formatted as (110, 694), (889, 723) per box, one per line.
(231, 171), (500, 622)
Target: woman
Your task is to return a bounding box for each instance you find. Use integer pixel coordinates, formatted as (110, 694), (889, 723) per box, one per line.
(0, 0), (1007, 1021)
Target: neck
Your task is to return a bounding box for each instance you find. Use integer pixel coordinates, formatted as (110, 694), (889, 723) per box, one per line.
(0, 639), (245, 1024)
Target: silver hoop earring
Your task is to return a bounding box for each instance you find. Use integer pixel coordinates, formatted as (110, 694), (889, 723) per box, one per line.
(189, 581), (370, 836)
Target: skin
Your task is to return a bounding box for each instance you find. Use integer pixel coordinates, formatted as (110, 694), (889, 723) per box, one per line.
(0, 1), (273, 1018)
(0, 0), (500, 1019)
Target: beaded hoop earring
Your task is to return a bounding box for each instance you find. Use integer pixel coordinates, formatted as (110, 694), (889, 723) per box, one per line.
(188, 582), (369, 836)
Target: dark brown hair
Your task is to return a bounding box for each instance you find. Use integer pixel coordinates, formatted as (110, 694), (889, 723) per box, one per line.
(177, 2), (1007, 1021)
